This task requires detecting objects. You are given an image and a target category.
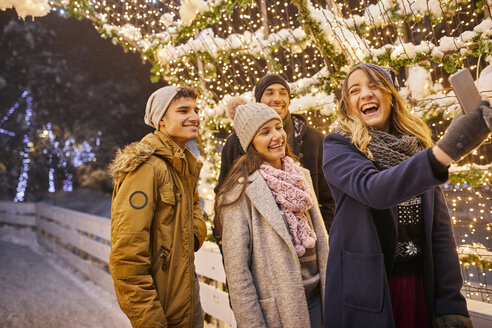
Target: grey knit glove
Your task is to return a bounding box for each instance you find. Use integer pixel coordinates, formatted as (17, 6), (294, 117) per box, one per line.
(435, 314), (473, 328)
(437, 101), (491, 161)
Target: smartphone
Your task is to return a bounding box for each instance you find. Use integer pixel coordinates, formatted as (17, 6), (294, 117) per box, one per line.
(449, 68), (481, 114)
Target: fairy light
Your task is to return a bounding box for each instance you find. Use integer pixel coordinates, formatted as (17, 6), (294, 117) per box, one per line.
(13, 91), (33, 202)
(3, 88), (99, 199)
(14, 0), (491, 301)
(48, 167), (56, 193)
(40, 122), (98, 192)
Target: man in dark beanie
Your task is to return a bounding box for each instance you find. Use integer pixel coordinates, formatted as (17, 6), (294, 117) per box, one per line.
(215, 74), (335, 233)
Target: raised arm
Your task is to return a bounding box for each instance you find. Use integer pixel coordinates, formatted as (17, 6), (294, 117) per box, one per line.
(322, 133), (446, 209)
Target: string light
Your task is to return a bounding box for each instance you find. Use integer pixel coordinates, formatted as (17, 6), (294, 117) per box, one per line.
(13, 91), (33, 202)
(3, 91), (99, 200)
(40, 122), (98, 193)
(7, 0), (491, 300)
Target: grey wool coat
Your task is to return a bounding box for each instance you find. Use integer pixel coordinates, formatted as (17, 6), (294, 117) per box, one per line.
(221, 167), (329, 328)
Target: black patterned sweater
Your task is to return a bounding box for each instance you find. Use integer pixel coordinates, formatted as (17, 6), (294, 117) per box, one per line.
(391, 195), (425, 276)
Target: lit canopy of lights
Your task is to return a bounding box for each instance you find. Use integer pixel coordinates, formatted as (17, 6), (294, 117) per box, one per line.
(26, 0), (489, 183)
(34, 1), (489, 107)
(2, 0), (491, 300)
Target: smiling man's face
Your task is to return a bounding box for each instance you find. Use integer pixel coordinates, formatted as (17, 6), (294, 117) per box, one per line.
(259, 83), (290, 121)
(159, 97), (200, 149)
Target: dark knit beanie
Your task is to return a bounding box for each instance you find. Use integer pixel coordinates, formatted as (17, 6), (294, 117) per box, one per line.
(254, 74), (291, 102)
(354, 63), (398, 88)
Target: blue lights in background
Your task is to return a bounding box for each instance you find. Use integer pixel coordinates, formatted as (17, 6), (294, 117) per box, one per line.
(13, 91), (33, 202)
(2, 90), (99, 201)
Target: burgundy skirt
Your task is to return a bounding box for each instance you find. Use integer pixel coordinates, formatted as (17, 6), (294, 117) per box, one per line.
(388, 274), (429, 328)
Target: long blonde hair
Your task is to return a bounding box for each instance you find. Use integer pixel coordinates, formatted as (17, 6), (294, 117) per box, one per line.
(337, 64), (433, 159)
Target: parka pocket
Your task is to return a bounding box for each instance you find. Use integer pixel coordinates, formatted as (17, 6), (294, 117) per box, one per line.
(160, 191), (176, 205)
(259, 298), (282, 328)
(158, 191), (180, 224)
(342, 250), (384, 312)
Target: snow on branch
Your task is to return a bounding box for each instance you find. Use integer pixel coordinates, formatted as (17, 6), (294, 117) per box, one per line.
(1, 0), (50, 18)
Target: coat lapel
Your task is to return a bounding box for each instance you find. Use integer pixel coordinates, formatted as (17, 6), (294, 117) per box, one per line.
(422, 189), (435, 236)
(246, 171), (296, 254)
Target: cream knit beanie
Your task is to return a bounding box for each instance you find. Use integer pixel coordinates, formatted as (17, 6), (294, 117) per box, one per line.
(144, 86), (180, 129)
(226, 97), (281, 151)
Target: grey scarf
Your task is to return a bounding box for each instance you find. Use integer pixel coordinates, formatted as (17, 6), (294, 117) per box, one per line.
(339, 129), (423, 170)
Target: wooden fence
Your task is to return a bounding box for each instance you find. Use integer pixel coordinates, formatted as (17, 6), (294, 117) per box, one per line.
(0, 201), (236, 327)
(1, 201), (492, 328)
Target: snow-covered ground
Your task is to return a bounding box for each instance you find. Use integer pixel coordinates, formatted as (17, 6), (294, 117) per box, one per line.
(0, 226), (131, 328)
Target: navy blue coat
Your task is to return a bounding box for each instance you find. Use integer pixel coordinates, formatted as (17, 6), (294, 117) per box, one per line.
(322, 133), (468, 328)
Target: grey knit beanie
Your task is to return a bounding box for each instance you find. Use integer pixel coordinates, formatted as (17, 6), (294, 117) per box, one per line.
(226, 97), (281, 151)
(353, 63), (398, 88)
(144, 86), (180, 129)
(254, 74), (291, 102)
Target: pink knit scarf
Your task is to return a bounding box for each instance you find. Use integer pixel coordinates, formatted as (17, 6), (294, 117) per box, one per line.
(259, 156), (316, 256)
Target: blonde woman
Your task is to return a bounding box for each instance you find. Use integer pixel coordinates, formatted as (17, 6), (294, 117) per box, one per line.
(322, 63), (491, 328)
(214, 100), (329, 328)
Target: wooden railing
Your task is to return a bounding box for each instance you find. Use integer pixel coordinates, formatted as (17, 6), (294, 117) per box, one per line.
(0, 201), (236, 327)
(2, 201), (492, 328)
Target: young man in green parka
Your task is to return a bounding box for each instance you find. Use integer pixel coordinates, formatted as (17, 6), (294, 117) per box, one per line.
(109, 86), (207, 328)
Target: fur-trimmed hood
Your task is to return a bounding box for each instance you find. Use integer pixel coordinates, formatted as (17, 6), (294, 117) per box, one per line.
(109, 130), (201, 184)
(109, 140), (154, 184)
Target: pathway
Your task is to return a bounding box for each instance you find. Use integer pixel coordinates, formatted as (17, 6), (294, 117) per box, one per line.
(0, 227), (131, 328)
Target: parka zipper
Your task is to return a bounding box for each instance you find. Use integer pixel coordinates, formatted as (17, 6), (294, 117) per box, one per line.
(187, 179), (195, 328)
(172, 168), (196, 328)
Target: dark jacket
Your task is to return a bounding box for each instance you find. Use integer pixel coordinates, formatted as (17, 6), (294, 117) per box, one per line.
(215, 113), (335, 231)
(321, 133), (468, 328)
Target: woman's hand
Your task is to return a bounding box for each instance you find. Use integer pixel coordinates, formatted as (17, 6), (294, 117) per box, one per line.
(435, 98), (491, 164)
(435, 314), (473, 328)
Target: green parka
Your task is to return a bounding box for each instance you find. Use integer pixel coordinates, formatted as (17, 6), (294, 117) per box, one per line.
(109, 130), (207, 328)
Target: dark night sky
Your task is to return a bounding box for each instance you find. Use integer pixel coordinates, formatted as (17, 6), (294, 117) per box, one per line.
(0, 8), (166, 142)
(0, 8), (169, 199)
(42, 13), (157, 87)
(0, 9), (159, 90)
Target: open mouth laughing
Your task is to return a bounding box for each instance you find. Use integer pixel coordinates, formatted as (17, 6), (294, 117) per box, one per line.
(361, 103), (379, 115)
